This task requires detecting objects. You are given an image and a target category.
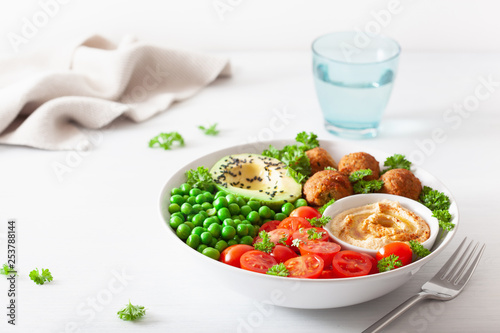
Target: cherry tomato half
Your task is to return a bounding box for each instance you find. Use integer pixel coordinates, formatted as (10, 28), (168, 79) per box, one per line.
(289, 206), (322, 219)
(331, 250), (373, 278)
(240, 250), (277, 274)
(292, 227), (329, 244)
(220, 244), (254, 268)
(253, 228), (293, 247)
(271, 244), (298, 263)
(363, 253), (379, 274)
(284, 254), (324, 279)
(376, 242), (413, 267)
(259, 220), (281, 233)
(299, 241), (341, 268)
(278, 217), (312, 233)
(319, 269), (337, 279)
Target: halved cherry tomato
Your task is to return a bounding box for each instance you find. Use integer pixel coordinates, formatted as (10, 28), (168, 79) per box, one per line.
(253, 228), (293, 246)
(271, 244), (298, 263)
(331, 250), (372, 278)
(362, 253), (379, 274)
(278, 217), (312, 233)
(376, 242), (412, 267)
(220, 244), (254, 268)
(299, 241), (341, 268)
(319, 269), (337, 279)
(292, 227), (329, 244)
(259, 220), (281, 233)
(240, 250), (277, 274)
(284, 254), (324, 279)
(289, 206), (322, 219)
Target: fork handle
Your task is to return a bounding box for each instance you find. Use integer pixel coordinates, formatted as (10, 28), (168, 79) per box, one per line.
(362, 292), (432, 333)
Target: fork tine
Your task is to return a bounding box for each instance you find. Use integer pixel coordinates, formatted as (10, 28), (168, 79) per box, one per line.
(434, 237), (468, 280)
(455, 243), (485, 286)
(448, 241), (478, 283)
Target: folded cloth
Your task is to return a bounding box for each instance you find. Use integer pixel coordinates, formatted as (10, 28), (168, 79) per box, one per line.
(0, 34), (231, 150)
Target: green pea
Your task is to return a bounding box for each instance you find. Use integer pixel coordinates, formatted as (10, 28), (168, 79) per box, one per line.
(179, 183), (192, 195)
(170, 212), (185, 222)
(236, 197), (247, 207)
(226, 194), (237, 205)
(215, 240), (228, 253)
(181, 202), (193, 215)
(228, 203), (240, 216)
(274, 213), (287, 221)
(203, 191), (214, 203)
(202, 247), (220, 260)
(239, 235), (254, 245)
(169, 216), (183, 229)
(247, 211), (260, 224)
(232, 235), (241, 243)
(258, 206), (273, 219)
(191, 226), (205, 236)
(200, 231), (213, 245)
(213, 197), (228, 210)
(168, 203), (180, 214)
(294, 198), (308, 207)
(217, 207), (231, 221)
(206, 207), (217, 216)
(215, 191), (228, 199)
(186, 214), (195, 222)
(233, 219), (243, 226)
(192, 204), (202, 214)
(189, 188), (203, 197)
(198, 211), (208, 219)
(237, 224), (249, 237)
(186, 196), (197, 205)
(208, 223), (222, 238)
(247, 225), (257, 238)
(195, 193), (207, 204)
(281, 202), (295, 216)
(221, 226), (236, 240)
(192, 213), (205, 227)
(227, 239), (238, 246)
(222, 218), (236, 228)
(170, 187), (183, 196)
(176, 223), (191, 240)
(170, 194), (185, 205)
(186, 234), (201, 249)
(240, 205), (252, 217)
(184, 221), (194, 230)
(248, 200), (261, 211)
(241, 219), (251, 225)
(197, 244), (208, 253)
(209, 237), (218, 247)
(203, 217), (218, 229)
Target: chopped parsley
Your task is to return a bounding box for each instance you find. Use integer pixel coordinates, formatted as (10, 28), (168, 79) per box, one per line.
(117, 301), (146, 321)
(266, 263), (290, 277)
(306, 228), (325, 240)
(29, 268), (53, 285)
(198, 123), (219, 136)
(185, 166), (216, 192)
(377, 255), (402, 272)
(148, 132), (185, 150)
(409, 240), (431, 258)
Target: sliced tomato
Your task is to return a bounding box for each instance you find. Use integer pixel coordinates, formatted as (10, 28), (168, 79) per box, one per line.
(362, 253), (379, 274)
(278, 217), (312, 233)
(331, 250), (372, 278)
(253, 228), (293, 246)
(289, 206), (322, 219)
(292, 227), (329, 244)
(299, 241), (341, 268)
(319, 269), (337, 279)
(284, 254), (324, 279)
(259, 220), (281, 233)
(240, 250), (277, 274)
(220, 244), (254, 268)
(376, 242), (413, 267)
(271, 244), (298, 263)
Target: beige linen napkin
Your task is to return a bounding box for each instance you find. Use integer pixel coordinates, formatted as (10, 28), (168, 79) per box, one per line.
(0, 35), (231, 150)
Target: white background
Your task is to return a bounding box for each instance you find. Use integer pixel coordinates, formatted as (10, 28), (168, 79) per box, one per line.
(1, 1), (500, 333)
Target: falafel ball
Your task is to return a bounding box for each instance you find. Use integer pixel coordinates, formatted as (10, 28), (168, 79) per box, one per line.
(303, 169), (353, 206)
(338, 152), (380, 180)
(306, 147), (338, 175)
(379, 168), (422, 200)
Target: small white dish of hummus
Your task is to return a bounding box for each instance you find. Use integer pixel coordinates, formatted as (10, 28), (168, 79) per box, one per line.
(323, 193), (439, 257)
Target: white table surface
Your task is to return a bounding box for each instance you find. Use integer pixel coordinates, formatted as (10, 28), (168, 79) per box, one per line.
(1, 51), (499, 333)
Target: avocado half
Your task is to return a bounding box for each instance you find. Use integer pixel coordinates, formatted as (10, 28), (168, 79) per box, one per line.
(210, 154), (302, 210)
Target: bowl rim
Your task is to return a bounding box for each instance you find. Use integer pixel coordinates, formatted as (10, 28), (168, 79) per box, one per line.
(158, 138), (459, 283)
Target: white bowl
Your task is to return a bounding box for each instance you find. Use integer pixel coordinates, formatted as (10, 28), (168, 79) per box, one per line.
(323, 193), (440, 257)
(158, 139), (459, 309)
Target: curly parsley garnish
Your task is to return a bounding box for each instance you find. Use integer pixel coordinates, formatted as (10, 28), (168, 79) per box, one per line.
(307, 216), (331, 228)
(382, 154), (412, 173)
(117, 301), (146, 321)
(185, 166), (216, 192)
(198, 123), (219, 136)
(318, 198), (335, 215)
(253, 231), (275, 253)
(148, 132), (185, 150)
(295, 131), (320, 150)
(266, 263), (290, 277)
(409, 240), (431, 258)
(377, 255), (402, 272)
(349, 169), (384, 194)
(306, 228), (325, 240)
(419, 186), (454, 231)
(432, 210), (454, 231)
(29, 268), (53, 285)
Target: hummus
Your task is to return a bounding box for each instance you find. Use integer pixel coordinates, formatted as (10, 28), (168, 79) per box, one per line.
(329, 200), (430, 250)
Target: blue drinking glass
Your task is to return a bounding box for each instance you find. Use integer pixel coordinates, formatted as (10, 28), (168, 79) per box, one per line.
(312, 32), (401, 139)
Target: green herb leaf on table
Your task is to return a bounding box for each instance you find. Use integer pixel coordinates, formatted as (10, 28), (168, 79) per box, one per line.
(266, 263), (290, 277)
(307, 216), (331, 228)
(148, 132), (185, 150)
(377, 254), (402, 272)
(383, 154), (412, 173)
(29, 268), (53, 285)
(0, 263), (16, 276)
(185, 166), (216, 192)
(318, 198), (335, 215)
(253, 231), (275, 253)
(198, 123), (219, 136)
(409, 240), (431, 258)
(117, 301), (146, 321)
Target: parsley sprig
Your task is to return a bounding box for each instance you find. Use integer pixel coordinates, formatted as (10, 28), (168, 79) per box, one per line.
(198, 123), (219, 136)
(419, 186), (454, 231)
(185, 166), (216, 192)
(382, 154), (412, 173)
(117, 301), (146, 321)
(349, 169), (384, 194)
(0, 263), (16, 276)
(253, 231), (275, 253)
(148, 132), (185, 150)
(266, 263), (290, 277)
(377, 255), (402, 272)
(409, 240), (431, 258)
(318, 198), (335, 215)
(29, 268), (53, 285)
(307, 216), (331, 228)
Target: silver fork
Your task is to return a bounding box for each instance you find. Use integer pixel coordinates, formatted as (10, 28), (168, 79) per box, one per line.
(363, 237), (485, 333)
